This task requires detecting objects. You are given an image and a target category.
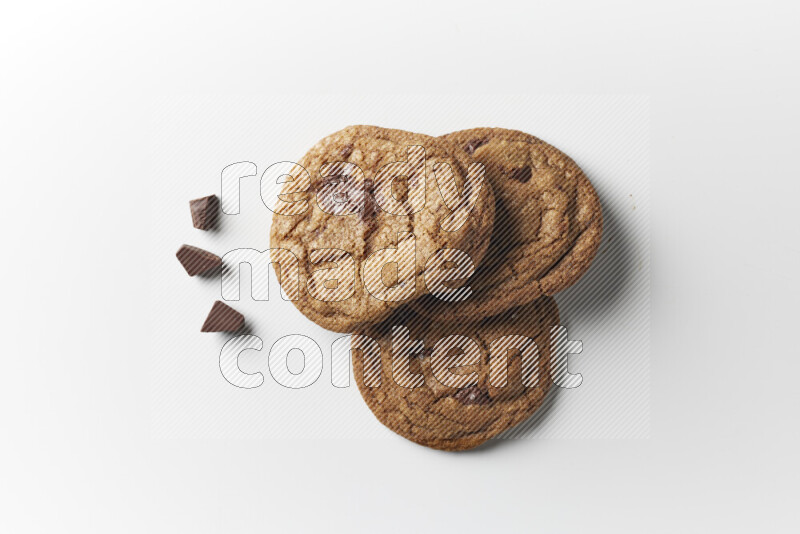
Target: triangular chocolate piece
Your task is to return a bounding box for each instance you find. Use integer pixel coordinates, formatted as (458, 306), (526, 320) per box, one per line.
(190, 195), (220, 230)
(201, 301), (244, 332)
(176, 245), (221, 276)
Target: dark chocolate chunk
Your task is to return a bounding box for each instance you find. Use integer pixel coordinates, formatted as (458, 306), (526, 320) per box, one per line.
(176, 245), (221, 276)
(509, 166), (532, 183)
(339, 143), (354, 159)
(453, 385), (492, 406)
(190, 195), (220, 230)
(463, 138), (487, 155)
(417, 347), (434, 358)
(201, 301), (244, 332)
(315, 174), (376, 222)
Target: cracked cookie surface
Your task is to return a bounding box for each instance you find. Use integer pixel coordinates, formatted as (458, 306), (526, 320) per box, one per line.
(352, 297), (559, 451)
(413, 128), (602, 322)
(269, 125), (494, 332)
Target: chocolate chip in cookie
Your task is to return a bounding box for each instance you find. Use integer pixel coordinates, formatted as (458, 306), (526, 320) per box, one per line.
(453, 385), (492, 406)
(463, 138), (487, 155)
(508, 165), (532, 183)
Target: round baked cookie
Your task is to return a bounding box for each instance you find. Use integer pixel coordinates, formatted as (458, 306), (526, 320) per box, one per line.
(352, 297), (559, 451)
(269, 125), (495, 333)
(412, 127), (602, 322)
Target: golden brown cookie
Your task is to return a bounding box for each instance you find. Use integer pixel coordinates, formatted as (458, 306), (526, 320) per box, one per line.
(269, 125), (495, 332)
(412, 128), (602, 322)
(352, 297), (559, 451)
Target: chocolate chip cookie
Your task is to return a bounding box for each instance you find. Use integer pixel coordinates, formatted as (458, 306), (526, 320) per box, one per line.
(352, 297), (559, 451)
(413, 128), (602, 322)
(269, 126), (495, 333)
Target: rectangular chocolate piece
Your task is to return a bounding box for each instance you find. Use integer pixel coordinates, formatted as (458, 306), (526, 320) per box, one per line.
(190, 194), (219, 230)
(176, 244), (221, 276)
(201, 301), (244, 332)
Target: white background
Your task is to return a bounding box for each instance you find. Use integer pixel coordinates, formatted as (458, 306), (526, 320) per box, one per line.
(149, 94), (650, 441)
(2, 1), (799, 532)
